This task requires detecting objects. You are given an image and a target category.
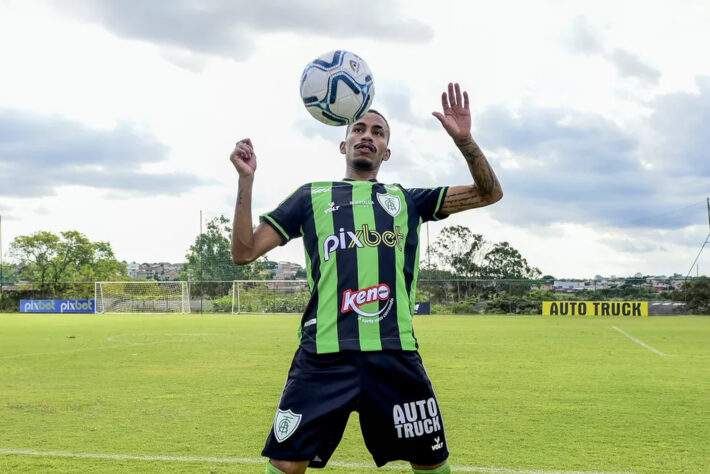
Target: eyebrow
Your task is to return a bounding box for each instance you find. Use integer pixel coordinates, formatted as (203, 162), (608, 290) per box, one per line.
(352, 123), (384, 130)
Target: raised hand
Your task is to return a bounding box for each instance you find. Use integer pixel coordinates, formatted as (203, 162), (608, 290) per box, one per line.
(432, 83), (471, 141)
(230, 138), (257, 178)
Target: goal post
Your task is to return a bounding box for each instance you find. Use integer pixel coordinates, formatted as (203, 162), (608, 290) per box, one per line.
(95, 281), (190, 314)
(231, 280), (310, 314)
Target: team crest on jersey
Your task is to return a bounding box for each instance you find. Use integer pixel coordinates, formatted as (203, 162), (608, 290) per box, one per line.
(377, 193), (401, 217)
(273, 409), (302, 442)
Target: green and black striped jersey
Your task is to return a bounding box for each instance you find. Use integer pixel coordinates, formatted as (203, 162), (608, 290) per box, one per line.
(260, 179), (448, 354)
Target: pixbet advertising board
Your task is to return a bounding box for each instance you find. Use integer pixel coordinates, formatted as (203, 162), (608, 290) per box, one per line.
(20, 299), (95, 313)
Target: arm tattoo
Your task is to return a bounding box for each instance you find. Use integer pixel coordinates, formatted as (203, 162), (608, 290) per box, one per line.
(455, 136), (498, 197)
(441, 188), (484, 214)
(440, 136), (502, 214)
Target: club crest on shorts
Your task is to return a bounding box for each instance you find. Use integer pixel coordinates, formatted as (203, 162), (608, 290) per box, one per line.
(273, 408), (302, 442)
(377, 192), (401, 217)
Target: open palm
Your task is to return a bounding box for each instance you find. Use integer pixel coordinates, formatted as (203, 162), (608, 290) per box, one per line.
(432, 82), (471, 141)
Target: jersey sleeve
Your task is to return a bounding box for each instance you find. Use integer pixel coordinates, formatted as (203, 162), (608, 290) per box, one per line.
(259, 185), (305, 245)
(405, 186), (449, 222)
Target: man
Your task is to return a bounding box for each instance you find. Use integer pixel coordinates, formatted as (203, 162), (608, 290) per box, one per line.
(231, 83), (502, 474)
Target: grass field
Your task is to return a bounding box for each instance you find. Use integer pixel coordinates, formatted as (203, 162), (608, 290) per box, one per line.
(0, 313), (708, 473)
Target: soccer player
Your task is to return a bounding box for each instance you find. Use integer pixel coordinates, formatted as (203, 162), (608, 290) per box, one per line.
(230, 83), (502, 474)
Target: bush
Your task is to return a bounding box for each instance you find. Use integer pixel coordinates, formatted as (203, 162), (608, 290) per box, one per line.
(211, 296), (233, 313)
(486, 295), (541, 314)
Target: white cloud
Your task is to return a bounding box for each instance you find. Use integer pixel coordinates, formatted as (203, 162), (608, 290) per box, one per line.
(2, 0), (710, 278)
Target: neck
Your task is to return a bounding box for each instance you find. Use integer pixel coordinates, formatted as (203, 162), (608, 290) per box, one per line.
(344, 165), (379, 181)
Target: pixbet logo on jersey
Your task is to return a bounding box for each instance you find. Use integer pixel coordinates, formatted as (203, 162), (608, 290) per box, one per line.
(323, 225), (404, 261)
(341, 283), (393, 319)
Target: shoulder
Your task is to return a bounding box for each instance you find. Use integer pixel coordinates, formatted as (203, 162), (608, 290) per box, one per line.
(381, 182), (404, 192)
(386, 184), (434, 197)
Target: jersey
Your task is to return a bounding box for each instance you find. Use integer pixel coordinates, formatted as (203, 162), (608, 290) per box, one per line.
(260, 179), (448, 354)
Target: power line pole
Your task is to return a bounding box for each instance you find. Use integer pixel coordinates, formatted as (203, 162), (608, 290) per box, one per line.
(683, 198), (710, 302)
(199, 210), (203, 315)
(0, 215), (3, 309)
(685, 198), (710, 280)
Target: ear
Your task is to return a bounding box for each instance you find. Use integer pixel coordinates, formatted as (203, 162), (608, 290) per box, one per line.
(382, 148), (391, 162)
(339, 141), (346, 155)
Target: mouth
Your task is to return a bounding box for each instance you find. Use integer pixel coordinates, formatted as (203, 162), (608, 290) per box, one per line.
(355, 142), (376, 153)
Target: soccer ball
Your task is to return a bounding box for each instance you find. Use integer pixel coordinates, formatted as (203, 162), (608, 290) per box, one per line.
(300, 50), (375, 126)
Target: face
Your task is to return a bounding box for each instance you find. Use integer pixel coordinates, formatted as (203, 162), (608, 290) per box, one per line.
(339, 112), (391, 171)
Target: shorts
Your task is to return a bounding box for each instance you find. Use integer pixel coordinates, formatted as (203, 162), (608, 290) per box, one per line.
(262, 348), (449, 468)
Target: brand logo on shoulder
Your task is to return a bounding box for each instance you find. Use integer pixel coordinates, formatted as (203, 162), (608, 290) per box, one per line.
(312, 187), (331, 194)
(377, 193), (401, 217)
(274, 409), (302, 442)
(324, 201), (340, 214)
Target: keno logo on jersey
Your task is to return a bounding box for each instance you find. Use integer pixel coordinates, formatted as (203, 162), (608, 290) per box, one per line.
(377, 192), (401, 217)
(341, 283), (391, 317)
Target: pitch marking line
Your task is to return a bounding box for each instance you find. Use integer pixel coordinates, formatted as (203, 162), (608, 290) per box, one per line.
(0, 448), (634, 473)
(0, 341), (164, 360)
(0, 333), (229, 360)
(612, 326), (669, 356)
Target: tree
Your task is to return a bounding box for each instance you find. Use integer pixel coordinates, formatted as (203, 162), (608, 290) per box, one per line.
(1, 263), (20, 285)
(429, 225), (540, 280)
(482, 241), (542, 279)
(8, 230), (127, 290)
(675, 277), (710, 314)
(429, 225), (491, 278)
(181, 215), (266, 282)
(75, 241), (127, 282)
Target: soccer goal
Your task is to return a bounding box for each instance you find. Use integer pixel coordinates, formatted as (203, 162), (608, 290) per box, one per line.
(95, 281), (191, 314)
(231, 280), (310, 314)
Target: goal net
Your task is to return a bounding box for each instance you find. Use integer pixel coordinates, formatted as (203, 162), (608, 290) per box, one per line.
(95, 281), (190, 313)
(231, 280), (310, 314)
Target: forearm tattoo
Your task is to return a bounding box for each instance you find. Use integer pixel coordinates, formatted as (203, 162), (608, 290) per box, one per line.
(441, 136), (501, 214)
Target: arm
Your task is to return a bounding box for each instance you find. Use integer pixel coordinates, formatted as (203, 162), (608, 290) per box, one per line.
(230, 138), (282, 265)
(432, 83), (503, 215)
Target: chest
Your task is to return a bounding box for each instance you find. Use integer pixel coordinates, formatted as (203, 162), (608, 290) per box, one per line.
(305, 183), (412, 258)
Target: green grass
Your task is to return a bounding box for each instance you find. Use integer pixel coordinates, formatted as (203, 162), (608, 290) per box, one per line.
(0, 314), (708, 473)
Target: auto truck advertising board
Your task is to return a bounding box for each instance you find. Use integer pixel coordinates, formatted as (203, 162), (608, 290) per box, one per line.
(543, 301), (648, 317)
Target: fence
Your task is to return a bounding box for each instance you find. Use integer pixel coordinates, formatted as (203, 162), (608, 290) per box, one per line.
(0, 278), (689, 315)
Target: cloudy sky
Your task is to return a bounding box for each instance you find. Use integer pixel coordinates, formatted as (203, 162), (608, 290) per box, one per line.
(1, 0), (709, 278)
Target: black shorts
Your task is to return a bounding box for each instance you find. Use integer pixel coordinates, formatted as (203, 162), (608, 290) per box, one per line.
(262, 348), (449, 468)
